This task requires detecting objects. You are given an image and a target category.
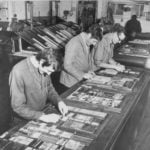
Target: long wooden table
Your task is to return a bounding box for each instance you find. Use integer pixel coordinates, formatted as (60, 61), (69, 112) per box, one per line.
(61, 68), (150, 150)
(114, 37), (150, 68)
(136, 32), (150, 40)
(0, 67), (149, 150)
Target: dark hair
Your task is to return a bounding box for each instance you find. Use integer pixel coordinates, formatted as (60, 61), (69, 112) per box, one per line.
(96, 18), (101, 24)
(84, 24), (103, 40)
(13, 14), (17, 17)
(36, 48), (60, 70)
(131, 15), (137, 20)
(111, 23), (125, 34)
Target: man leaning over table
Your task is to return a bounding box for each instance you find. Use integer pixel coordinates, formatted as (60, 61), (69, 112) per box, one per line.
(60, 24), (103, 88)
(93, 23), (126, 72)
(9, 48), (68, 122)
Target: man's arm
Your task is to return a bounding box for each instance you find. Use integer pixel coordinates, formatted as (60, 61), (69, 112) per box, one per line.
(94, 40), (108, 67)
(138, 21), (142, 33)
(9, 69), (43, 120)
(47, 78), (68, 115)
(47, 78), (62, 106)
(63, 41), (85, 81)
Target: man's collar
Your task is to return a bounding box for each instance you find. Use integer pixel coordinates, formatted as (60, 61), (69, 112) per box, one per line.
(30, 56), (39, 68)
(80, 32), (89, 49)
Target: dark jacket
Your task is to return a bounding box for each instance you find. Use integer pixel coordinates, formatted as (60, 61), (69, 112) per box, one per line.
(125, 18), (142, 40)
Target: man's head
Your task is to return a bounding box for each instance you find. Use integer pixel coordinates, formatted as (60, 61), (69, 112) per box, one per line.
(83, 24), (103, 47)
(131, 15), (137, 20)
(111, 23), (125, 44)
(36, 48), (59, 76)
(108, 2), (112, 8)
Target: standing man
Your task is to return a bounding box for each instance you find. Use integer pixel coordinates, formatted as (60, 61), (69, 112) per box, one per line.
(125, 15), (142, 40)
(9, 49), (68, 120)
(60, 24), (102, 88)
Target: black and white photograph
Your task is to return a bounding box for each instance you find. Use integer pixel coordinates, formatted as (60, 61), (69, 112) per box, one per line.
(0, 0), (150, 150)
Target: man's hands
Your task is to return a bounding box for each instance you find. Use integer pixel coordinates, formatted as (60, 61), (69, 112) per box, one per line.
(38, 101), (68, 123)
(58, 101), (68, 117)
(114, 63), (125, 72)
(109, 59), (125, 72)
(83, 71), (95, 79)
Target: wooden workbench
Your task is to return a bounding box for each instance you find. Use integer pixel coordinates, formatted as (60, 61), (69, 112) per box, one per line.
(0, 67), (149, 150)
(114, 38), (150, 68)
(61, 68), (150, 150)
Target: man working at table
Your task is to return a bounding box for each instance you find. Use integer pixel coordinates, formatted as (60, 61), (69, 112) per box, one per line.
(9, 48), (68, 121)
